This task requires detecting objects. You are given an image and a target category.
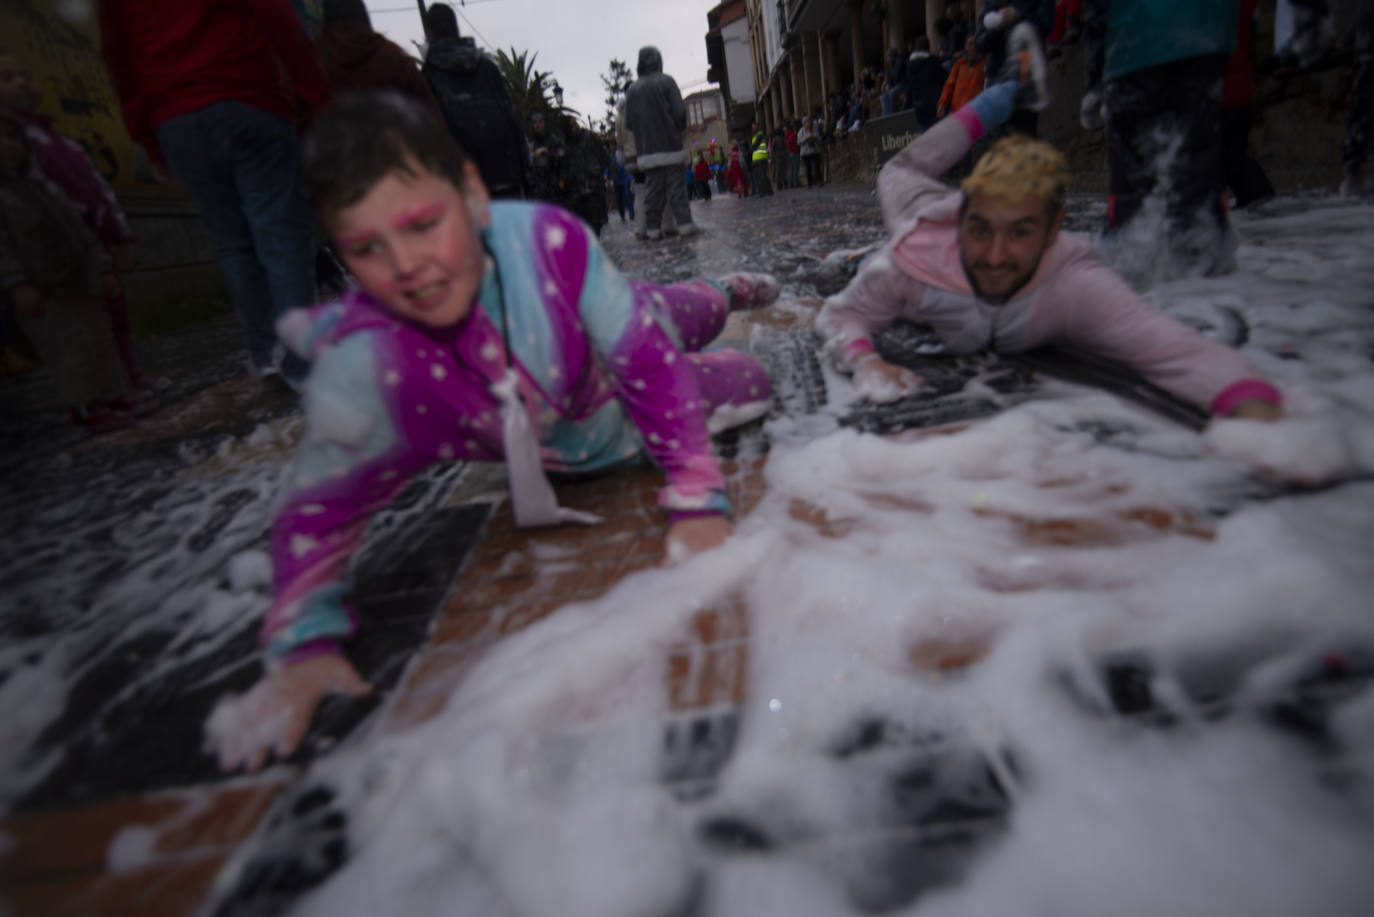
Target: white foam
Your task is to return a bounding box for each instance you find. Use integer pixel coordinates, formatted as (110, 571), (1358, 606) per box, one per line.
(106, 825), (159, 874)
(227, 550), (273, 593)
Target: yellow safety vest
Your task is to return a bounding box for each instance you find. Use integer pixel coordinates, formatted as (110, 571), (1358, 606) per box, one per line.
(751, 133), (768, 163)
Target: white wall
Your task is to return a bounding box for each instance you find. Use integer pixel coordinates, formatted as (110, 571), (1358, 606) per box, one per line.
(723, 17), (756, 102)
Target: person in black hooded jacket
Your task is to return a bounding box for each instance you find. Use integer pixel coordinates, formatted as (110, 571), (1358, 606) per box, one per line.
(421, 2), (529, 198)
(624, 45), (697, 240)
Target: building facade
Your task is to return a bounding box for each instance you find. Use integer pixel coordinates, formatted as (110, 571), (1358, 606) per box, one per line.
(712, 0), (940, 135)
(705, 0), (759, 141)
(683, 88), (730, 161)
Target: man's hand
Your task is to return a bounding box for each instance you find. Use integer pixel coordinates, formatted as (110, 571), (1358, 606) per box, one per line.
(853, 353), (923, 403)
(206, 652), (373, 773)
(938, 103), (950, 119)
(9, 284), (42, 319)
(150, 162), (176, 185)
(1228, 399), (1282, 422)
(664, 515), (732, 565)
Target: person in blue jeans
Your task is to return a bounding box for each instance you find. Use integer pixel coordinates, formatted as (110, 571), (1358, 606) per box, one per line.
(100, 0), (331, 388)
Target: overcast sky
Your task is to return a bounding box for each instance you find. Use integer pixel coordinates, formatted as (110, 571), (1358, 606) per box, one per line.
(366, 0), (721, 125)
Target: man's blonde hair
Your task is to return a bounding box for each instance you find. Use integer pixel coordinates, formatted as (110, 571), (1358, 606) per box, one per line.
(961, 135), (1070, 214)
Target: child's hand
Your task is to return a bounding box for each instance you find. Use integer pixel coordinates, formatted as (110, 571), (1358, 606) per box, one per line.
(853, 354), (923, 403)
(9, 284), (42, 319)
(205, 653), (373, 773)
(664, 515), (733, 565)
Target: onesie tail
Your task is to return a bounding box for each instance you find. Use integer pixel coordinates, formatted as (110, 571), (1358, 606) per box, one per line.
(717, 272), (782, 311)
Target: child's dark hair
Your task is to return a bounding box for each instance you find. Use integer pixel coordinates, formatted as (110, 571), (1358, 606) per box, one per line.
(301, 91), (472, 224)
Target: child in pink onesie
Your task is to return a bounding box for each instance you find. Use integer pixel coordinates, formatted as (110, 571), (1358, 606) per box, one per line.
(818, 81), (1283, 421)
(209, 92), (780, 771)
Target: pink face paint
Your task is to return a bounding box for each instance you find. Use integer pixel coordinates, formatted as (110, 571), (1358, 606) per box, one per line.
(336, 231), (377, 251)
(390, 202), (445, 230)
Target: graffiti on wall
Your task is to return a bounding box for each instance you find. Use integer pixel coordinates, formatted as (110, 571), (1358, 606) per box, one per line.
(1, 0), (176, 196)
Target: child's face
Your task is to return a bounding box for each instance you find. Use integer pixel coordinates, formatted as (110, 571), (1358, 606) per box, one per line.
(330, 160), (492, 329)
(0, 54), (39, 113)
(0, 122), (28, 173)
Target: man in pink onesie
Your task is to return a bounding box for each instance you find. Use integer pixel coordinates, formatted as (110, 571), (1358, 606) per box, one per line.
(818, 81), (1282, 422)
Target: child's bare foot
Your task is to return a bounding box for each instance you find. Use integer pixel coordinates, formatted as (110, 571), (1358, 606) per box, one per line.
(205, 653), (373, 773)
(663, 515), (733, 565)
(718, 272), (781, 310)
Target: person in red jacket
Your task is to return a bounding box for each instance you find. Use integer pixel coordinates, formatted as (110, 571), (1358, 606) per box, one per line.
(726, 143), (748, 197)
(784, 120), (801, 190)
(692, 151), (713, 202)
(99, 0), (332, 389)
(938, 36), (988, 118)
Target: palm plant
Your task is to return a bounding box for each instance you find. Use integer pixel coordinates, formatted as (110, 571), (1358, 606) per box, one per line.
(494, 47), (578, 129)
(494, 47), (553, 124)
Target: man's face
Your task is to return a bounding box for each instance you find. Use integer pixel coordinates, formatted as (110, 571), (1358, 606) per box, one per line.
(531, 115), (546, 137)
(330, 160), (492, 329)
(958, 193), (1063, 302)
(965, 35), (978, 59)
(962, 1), (976, 19)
(0, 53), (39, 113)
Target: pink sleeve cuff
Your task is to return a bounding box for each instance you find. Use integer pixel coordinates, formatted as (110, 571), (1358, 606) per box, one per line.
(1211, 379), (1283, 417)
(953, 106), (986, 143)
(842, 338), (876, 365)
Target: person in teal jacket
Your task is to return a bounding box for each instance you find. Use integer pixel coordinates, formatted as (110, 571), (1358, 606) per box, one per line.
(1081, 0), (1239, 284)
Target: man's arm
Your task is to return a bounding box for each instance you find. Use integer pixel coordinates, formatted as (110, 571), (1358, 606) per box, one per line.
(817, 252), (927, 402)
(1055, 255), (1281, 418)
(817, 252), (913, 370)
(878, 81), (1019, 235)
(98, 0), (158, 159)
(939, 63), (959, 111)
